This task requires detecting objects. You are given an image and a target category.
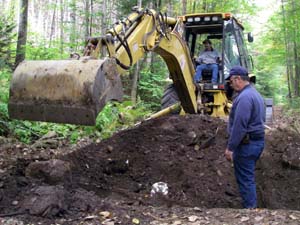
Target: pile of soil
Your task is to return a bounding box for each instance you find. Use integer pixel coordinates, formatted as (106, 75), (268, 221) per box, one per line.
(0, 113), (300, 224)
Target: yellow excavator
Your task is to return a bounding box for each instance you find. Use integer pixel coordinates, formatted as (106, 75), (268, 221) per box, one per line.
(8, 7), (254, 125)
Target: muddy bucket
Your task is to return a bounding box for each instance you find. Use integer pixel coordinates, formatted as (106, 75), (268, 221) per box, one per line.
(8, 58), (123, 125)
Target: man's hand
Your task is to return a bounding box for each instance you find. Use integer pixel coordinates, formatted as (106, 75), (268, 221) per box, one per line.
(225, 148), (233, 162)
(197, 57), (203, 64)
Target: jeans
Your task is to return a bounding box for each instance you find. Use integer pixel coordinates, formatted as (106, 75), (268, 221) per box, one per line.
(194, 63), (218, 83)
(233, 139), (264, 208)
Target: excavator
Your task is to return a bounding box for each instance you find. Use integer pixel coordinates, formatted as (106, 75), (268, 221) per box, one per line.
(8, 7), (255, 126)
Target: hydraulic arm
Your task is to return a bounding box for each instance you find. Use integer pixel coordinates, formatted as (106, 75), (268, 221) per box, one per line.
(9, 8), (197, 125)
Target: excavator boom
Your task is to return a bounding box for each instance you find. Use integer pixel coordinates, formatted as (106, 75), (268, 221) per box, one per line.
(8, 8), (253, 125)
(8, 8), (197, 125)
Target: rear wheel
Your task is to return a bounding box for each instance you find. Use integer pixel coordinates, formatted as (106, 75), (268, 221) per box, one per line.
(161, 84), (180, 114)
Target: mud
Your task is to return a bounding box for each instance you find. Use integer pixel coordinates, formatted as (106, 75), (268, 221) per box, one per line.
(0, 113), (300, 224)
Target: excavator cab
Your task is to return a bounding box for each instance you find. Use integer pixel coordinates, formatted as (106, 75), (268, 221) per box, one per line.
(180, 13), (253, 115)
(184, 13), (253, 89)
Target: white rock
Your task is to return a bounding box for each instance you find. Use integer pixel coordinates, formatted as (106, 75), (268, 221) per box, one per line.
(240, 216), (250, 222)
(188, 215), (199, 222)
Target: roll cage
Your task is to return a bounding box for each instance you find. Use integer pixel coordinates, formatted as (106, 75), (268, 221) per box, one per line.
(184, 13), (253, 85)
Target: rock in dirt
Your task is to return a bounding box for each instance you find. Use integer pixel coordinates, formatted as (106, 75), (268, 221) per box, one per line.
(68, 188), (103, 212)
(22, 185), (68, 217)
(0, 218), (24, 225)
(25, 159), (71, 184)
(282, 146), (300, 169)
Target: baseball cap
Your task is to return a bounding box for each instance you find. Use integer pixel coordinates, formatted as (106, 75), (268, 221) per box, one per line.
(227, 66), (248, 79)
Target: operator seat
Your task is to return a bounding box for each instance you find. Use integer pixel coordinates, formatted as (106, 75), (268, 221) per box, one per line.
(201, 64), (223, 83)
(194, 60), (223, 83)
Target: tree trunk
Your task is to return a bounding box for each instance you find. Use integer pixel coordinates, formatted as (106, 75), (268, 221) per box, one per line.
(70, 0), (76, 51)
(291, 0), (300, 96)
(182, 0), (187, 15)
(131, 62), (140, 105)
(281, 0), (292, 99)
(101, 0), (107, 35)
(84, 0), (90, 41)
(49, 0), (58, 48)
(131, 0), (143, 104)
(155, 0), (162, 9)
(293, 40), (300, 97)
(90, 0), (93, 35)
(60, 0), (64, 56)
(166, 0), (173, 16)
(202, 0), (208, 12)
(42, 0), (49, 40)
(192, 0), (196, 13)
(137, 0), (142, 8)
(111, 0), (117, 25)
(15, 0), (29, 68)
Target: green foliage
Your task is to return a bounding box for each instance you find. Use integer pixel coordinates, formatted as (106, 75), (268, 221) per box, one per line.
(9, 121), (75, 144)
(0, 69), (11, 104)
(283, 97), (300, 112)
(217, 0), (256, 15)
(0, 69), (11, 136)
(0, 14), (16, 67)
(250, 10), (289, 105)
(138, 57), (169, 111)
(0, 103), (9, 136)
(116, 0), (153, 15)
(170, 0), (257, 16)
(26, 38), (69, 60)
(139, 71), (167, 111)
(82, 101), (151, 140)
(254, 65), (288, 105)
(93, 102), (120, 138)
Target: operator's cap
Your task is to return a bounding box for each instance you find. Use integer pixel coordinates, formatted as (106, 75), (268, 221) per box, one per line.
(226, 66), (248, 79)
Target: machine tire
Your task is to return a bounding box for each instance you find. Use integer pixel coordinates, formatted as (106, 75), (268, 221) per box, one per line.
(161, 84), (181, 114)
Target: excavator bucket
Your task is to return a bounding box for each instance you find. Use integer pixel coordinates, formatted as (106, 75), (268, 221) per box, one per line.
(8, 58), (123, 125)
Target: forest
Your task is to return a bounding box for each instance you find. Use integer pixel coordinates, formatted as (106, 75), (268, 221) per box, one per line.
(0, 0), (300, 143)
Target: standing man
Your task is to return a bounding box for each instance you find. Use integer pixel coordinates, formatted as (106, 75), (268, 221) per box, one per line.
(194, 39), (220, 84)
(225, 65), (265, 209)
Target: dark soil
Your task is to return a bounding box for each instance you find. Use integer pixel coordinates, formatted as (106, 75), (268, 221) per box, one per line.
(0, 113), (300, 224)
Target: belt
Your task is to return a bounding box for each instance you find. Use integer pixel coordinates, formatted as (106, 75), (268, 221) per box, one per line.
(249, 133), (264, 140)
(241, 133), (264, 144)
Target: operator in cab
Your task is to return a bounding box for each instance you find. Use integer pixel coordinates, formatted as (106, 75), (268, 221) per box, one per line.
(194, 39), (220, 84)
(224, 66), (265, 209)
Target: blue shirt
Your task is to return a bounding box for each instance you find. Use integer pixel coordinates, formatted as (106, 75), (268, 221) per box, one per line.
(227, 84), (265, 151)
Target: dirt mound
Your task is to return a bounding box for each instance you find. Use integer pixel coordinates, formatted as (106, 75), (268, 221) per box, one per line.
(62, 114), (239, 208)
(0, 114), (300, 224)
